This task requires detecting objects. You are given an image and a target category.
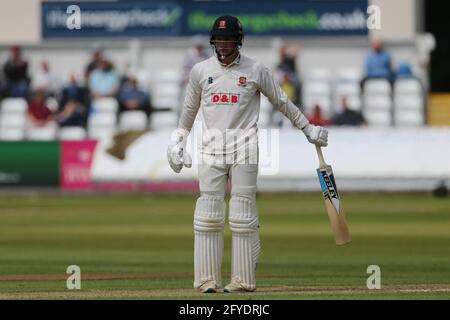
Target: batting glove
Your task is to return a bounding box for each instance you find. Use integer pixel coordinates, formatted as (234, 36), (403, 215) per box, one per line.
(302, 123), (328, 147)
(167, 128), (192, 173)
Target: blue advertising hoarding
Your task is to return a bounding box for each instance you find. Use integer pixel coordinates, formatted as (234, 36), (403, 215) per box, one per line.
(42, 1), (369, 38)
(42, 1), (183, 38)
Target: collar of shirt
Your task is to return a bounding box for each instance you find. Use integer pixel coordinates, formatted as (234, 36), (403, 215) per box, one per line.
(218, 54), (241, 68)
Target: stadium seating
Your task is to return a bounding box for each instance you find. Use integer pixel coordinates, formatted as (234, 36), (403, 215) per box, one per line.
(0, 98), (28, 114)
(393, 79), (425, 126)
(335, 69), (362, 110)
(149, 111), (178, 131)
(151, 69), (180, 111)
(26, 125), (58, 141)
(335, 68), (361, 83)
(0, 98), (28, 140)
(362, 79), (393, 126)
(0, 113), (27, 129)
(91, 97), (119, 114)
(0, 127), (25, 141)
(363, 95), (392, 126)
(87, 112), (116, 139)
(303, 79), (332, 117)
(307, 67), (332, 82)
(58, 126), (87, 140)
(118, 110), (148, 132)
(0, 63), (429, 142)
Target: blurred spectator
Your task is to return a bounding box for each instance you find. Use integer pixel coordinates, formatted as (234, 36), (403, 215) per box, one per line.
(60, 74), (88, 107)
(275, 45), (301, 105)
(307, 104), (331, 126)
(85, 46), (104, 80)
(331, 96), (367, 126)
(179, 35), (210, 118)
(57, 99), (86, 127)
(279, 73), (297, 104)
(118, 77), (152, 116)
(31, 60), (58, 96)
(2, 45), (30, 98)
(57, 74), (87, 127)
(27, 89), (55, 128)
(88, 58), (119, 98)
(180, 35), (210, 88)
(363, 38), (393, 83)
(395, 63), (414, 79)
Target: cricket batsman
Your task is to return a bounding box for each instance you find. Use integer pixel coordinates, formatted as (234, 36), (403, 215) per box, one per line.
(167, 15), (328, 293)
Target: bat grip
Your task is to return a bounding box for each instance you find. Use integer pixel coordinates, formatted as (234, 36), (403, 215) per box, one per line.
(315, 144), (327, 167)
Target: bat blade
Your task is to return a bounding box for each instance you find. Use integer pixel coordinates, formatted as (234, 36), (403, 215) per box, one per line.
(317, 165), (351, 246)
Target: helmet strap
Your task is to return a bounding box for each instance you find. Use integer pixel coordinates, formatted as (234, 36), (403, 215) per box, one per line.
(210, 40), (241, 63)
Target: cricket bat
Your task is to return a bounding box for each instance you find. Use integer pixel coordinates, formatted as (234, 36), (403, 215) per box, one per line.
(315, 145), (351, 246)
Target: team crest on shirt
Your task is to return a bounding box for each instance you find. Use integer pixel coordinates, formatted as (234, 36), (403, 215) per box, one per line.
(238, 76), (247, 87)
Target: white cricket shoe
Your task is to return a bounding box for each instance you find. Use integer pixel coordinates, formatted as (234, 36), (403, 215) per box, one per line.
(198, 280), (218, 293)
(223, 278), (255, 293)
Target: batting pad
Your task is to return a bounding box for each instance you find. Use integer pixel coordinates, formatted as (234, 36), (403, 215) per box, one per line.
(229, 196), (260, 290)
(193, 195), (226, 288)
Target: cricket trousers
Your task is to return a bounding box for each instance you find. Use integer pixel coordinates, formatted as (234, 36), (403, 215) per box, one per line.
(193, 151), (260, 290)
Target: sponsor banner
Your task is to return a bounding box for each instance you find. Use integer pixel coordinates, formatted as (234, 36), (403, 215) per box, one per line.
(42, 1), (182, 38)
(183, 0), (369, 36)
(60, 140), (98, 190)
(42, 1), (368, 38)
(0, 142), (60, 186)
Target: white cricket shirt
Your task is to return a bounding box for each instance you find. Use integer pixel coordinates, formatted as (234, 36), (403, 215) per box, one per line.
(178, 54), (309, 155)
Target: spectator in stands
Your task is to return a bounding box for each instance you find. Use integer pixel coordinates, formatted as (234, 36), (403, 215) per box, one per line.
(118, 77), (152, 116)
(307, 104), (331, 126)
(27, 89), (55, 128)
(31, 60), (58, 96)
(85, 46), (104, 80)
(180, 35), (210, 88)
(57, 99), (86, 127)
(178, 35), (210, 118)
(275, 45), (301, 105)
(57, 74), (87, 127)
(395, 62), (414, 79)
(88, 58), (120, 99)
(279, 73), (297, 104)
(362, 38), (393, 84)
(2, 45), (30, 98)
(60, 74), (88, 107)
(331, 96), (367, 126)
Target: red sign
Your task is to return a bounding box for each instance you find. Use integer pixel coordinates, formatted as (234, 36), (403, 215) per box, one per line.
(211, 93), (239, 104)
(60, 140), (97, 190)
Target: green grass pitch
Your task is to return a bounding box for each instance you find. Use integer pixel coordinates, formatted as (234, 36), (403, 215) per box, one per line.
(0, 192), (449, 299)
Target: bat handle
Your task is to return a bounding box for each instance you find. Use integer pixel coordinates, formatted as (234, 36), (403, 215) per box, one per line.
(315, 144), (327, 167)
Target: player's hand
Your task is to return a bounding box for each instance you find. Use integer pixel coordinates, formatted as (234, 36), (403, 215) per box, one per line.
(302, 124), (328, 147)
(167, 128), (192, 173)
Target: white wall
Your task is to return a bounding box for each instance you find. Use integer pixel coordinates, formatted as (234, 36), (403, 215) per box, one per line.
(369, 0), (417, 42)
(91, 127), (450, 192)
(0, 0), (41, 45)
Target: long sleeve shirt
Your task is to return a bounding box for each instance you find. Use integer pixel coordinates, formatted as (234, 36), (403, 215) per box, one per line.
(178, 54), (309, 155)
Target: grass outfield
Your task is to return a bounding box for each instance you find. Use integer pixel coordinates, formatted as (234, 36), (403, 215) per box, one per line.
(0, 192), (449, 299)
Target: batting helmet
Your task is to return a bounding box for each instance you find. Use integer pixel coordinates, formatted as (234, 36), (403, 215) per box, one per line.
(210, 15), (244, 47)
